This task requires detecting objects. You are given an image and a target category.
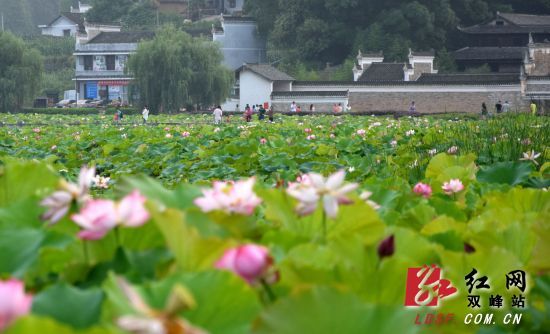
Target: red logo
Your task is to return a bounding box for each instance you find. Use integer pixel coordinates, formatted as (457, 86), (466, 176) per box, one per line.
(405, 265), (458, 307)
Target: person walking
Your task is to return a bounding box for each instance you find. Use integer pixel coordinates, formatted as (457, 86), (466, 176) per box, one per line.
(117, 108), (123, 122)
(502, 101), (510, 113)
(142, 106), (149, 124)
(481, 102), (488, 118)
(213, 105), (223, 124)
(495, 100), (503, 114)
(244, 104), (252, 122)
(259, 105), (266, 120)
(268, 105), (274, 122)
(530, 101), (537, 115)
(408, 101), (417, 114)
(290, 101), (297, 112)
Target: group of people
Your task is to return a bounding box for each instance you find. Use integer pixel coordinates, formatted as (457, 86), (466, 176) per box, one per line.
(481, 100), (539, 117)
(243, 104), (274, 122)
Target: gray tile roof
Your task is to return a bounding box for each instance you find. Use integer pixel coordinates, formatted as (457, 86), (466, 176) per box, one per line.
(459, 13), (550, 34)
(271, 91), (349, 98)
(87, 31), (155, 44)
(411, 50), (435, 57)
(454, 47), (526, 60)
(358, 63), (405, 81)
(499, 13), (550, 27)
(239, 64), (294, 81)
(46, 12), (86, 33)
(417, 73), (520, 85)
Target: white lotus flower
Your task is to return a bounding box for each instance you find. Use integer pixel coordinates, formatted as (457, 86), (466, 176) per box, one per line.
(520, 150), (541, 165)
(286, 170), (358, 218)
(40, 166), (95, 225)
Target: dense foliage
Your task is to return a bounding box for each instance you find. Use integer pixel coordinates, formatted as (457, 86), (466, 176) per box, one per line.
(0, 32), (43, 112)
(244, 0), (550, 69)
(0, 113), (548, 333)
(0, 0), (70, 36)
(128, 26), (233, 113)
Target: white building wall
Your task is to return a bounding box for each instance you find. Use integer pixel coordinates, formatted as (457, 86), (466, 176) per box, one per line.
(41, 17), (78, 37)
(239, 70), (273, 107)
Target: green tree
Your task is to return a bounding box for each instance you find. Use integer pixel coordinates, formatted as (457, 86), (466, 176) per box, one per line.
(435, 48), (458, 73)
(128, 26), (233, 113)
(86, 0), (134, 24)
(0, 32), (43, 111)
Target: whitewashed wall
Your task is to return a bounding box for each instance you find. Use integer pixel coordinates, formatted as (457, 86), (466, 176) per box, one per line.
(239, 70), (273, 108)
(41, 17), (78, 37)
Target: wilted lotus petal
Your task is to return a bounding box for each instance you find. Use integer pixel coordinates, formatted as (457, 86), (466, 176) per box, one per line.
(377, 235), (395, 259)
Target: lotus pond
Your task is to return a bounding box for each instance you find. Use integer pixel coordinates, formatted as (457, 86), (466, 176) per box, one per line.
(0, 112), (549, 334)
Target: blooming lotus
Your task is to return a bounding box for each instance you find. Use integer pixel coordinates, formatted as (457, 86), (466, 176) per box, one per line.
(287, 170), (358, 218)
(0, 279), (33, 331)
(165, 133), (173, 138)
(117, 190), (150, 227)
(194, 177), (262, 215)
(215, 244), (277, 285)
(92, 175), (110, 189)
(71, 199), (118, 240)
(306, 135), (316, 140)
(356, 129), (366, 137)
(520, 150), (541, 165)
(260, 138), (267, 144)
(304, 128), (312, 133)
(442, 179), (464, 195)
(181, 131), (190, 137)
(447, 146), (459, 155)
(405, 130), (415, 136)
(413, 182), (432, 198)
(71, 191), (150, 240)
(40, 165), (95, 224)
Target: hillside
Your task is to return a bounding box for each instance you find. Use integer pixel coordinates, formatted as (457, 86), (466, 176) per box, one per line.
(0, 0), (71, 36)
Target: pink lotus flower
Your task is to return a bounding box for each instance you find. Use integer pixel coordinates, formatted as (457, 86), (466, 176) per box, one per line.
(71, 199), (118, 240)
(181, 131), (190, 137)
(304, 128), (312, 134)
(287, 170), (358, 218)
(194, 177), (262, 215)
(215, 244), (277, 284)
(0, 279), (33, 331)
(306, 135), (316, 140)
(260, 138), (267, 144)
(32, 128), (40, 133)
(356, 129), (366, 137)
(442, 179), (464, 195)
(117, 191), (150, 227)
(40, 165), (95, 225)
(413, 182), (432, 198)
(164, 127), (170, 131)
(165, 133), (173, 138)
(71, 191), (150, 239)
(329, 133), (335, 138)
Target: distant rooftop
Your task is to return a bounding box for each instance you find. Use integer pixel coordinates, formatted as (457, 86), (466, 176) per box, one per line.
(271, 91), (349, 98)
(358, 63), (405, 82)
(459, 12), (550, 34)
(416, 73), (520, 85)
(88, 31), (155, 44)
(239, 64), (295, 82)
(454, 46), (526, 60)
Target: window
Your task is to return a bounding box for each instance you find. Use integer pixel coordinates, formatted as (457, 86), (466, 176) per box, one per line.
(229, 0), (236, 8)
(63, 29), (71, 37)
(106, 55), (115, 71)
(84, 56), (93, 71)
(495, 20), (504, 26)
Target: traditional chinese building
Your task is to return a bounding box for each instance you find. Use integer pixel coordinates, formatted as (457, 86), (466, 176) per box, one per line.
(455, 12), (550, 73)
(73, 31), (155, 103)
